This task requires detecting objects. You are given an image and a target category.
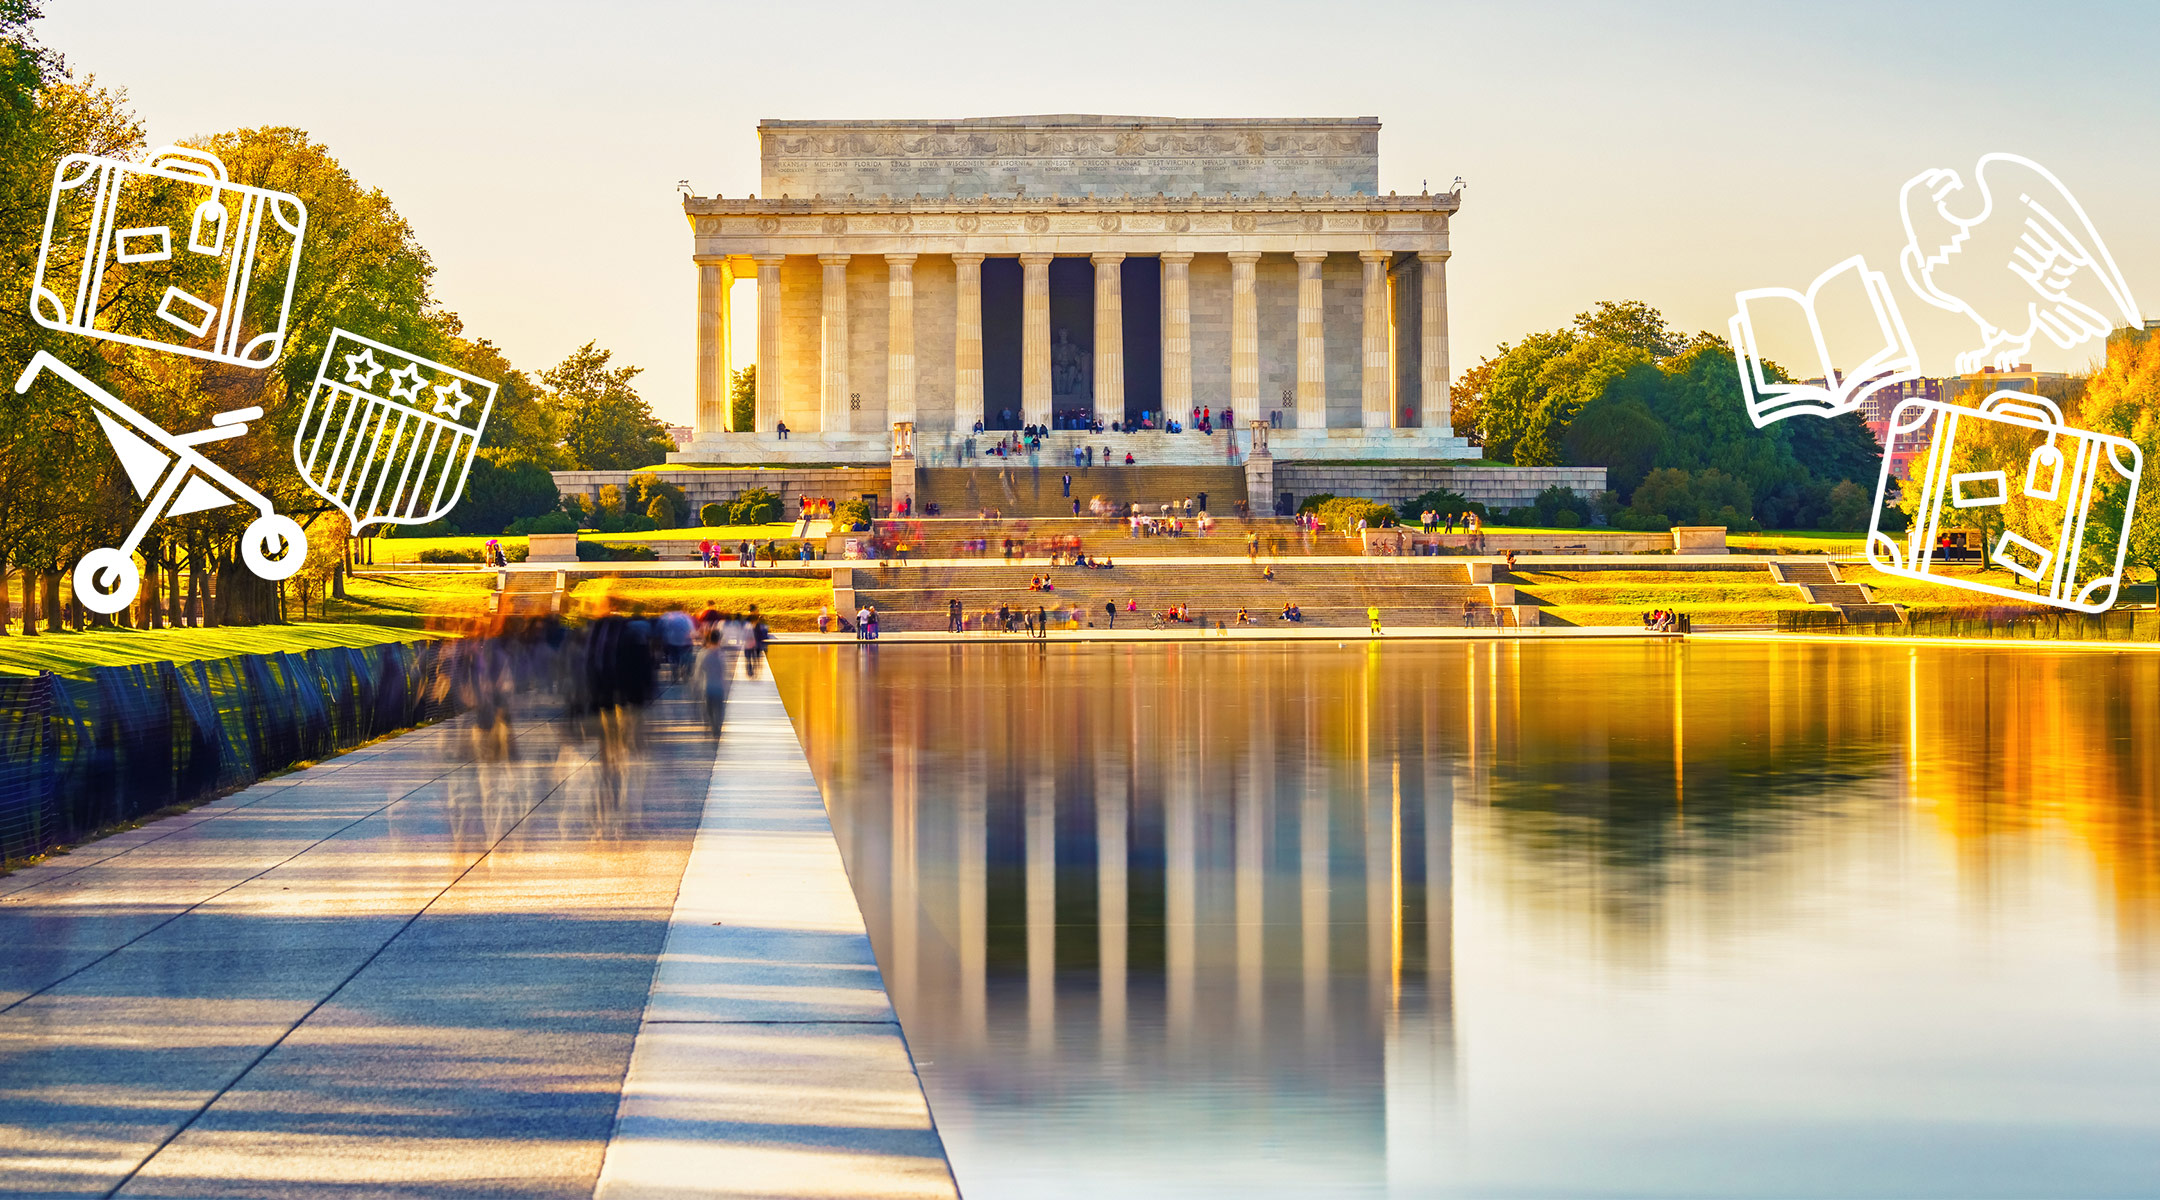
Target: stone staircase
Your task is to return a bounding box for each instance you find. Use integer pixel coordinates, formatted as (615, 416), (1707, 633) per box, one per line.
(492, 569), (563, 617)
(1768, 560), (1900, 624)
(847, 559), (1503, 632)
(865, 515), (1361, 559)
(913, 464), (1249, 519)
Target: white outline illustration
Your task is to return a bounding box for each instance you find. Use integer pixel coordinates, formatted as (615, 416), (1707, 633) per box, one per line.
(1868, 391), (2142, 613)
(29, 145), (308, 369)
(13, 352), (308, 614)
(1729, 255), (1921, 428)
(1900, 153), (2141, 373)
(293, 329), (499, 536)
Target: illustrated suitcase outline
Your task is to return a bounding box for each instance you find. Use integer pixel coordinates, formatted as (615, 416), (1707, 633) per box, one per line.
(293, 328), (499, 535)
(30, 145), (308, 369)
(1869, 390), (2142, 613)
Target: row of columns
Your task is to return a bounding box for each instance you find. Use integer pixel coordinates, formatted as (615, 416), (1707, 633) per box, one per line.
(702, 250), (1451, 436)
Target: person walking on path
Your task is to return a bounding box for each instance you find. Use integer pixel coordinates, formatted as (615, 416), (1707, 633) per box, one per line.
(1035, 605), (1048, 639)
(949, 598), (963, 633)
(1062, 472), (1072, 497)
(1104, 600), (1116, 629)
(1368, 605), (1383, 635)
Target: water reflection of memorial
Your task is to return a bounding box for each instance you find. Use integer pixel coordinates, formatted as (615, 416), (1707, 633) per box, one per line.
(775, 641), (2160, 1196)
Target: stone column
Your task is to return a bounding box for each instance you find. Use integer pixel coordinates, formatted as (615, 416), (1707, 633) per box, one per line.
(819, 253), (851, 434)
(1294, 250), (1328, 430)
(1360, 250), (1392, 430)
(1160, 252), (1193, 424)
(1229, 251), (1261, 421)
(1092, 252), (1125, 428)
(1020, 252), (1053, 429)
(753, 254), (785, 433)
(953, 253), (985, 434)
(885, 254), (916, 425)
(1419, 251), (1451, 433)
(695, 261), (730, 435)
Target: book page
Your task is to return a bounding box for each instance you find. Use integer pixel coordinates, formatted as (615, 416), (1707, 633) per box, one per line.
(1808, 260), (1907, 394)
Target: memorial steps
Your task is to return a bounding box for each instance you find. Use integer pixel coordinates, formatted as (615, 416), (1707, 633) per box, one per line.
(912, 462), (1252, 519)
(844, 560), (1500, 632)
(863, 515), (1360, 559)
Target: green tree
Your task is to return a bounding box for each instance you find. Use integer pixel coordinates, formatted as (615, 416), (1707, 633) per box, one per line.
(1572, 299), (1686, 358)
(547, 343), (671, 470)
(730, 364), (757, 433)
(2072, 327), (2160, 596)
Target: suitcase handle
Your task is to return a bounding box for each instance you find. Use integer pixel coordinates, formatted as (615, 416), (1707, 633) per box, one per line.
(149, 146), (228, 183)
(1979, 390), (2063, 426)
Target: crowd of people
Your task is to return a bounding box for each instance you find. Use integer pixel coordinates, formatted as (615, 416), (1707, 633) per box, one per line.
(449, 602), (771, 757)
(1643, 609), (1691, 632)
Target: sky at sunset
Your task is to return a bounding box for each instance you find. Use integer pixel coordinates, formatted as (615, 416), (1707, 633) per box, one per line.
(36, 0), (2160, 423)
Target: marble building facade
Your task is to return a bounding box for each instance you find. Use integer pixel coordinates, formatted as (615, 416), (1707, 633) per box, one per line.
(675, 115), (1475, 464)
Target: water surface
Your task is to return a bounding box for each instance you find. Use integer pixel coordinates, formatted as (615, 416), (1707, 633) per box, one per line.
(773, 641), (2160, 1198)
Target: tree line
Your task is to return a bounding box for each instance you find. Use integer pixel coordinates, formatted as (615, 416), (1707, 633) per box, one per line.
(1455, 300), (1883, 531)
(0, 5), (676, 632)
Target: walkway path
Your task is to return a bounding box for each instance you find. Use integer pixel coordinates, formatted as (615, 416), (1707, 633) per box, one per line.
(0, 675), (947, 1197)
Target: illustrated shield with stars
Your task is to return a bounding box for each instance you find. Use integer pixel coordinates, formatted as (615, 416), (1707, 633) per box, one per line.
(293, 328), (498, 535)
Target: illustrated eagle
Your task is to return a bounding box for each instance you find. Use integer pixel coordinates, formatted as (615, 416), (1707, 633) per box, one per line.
(1899, 153), (2142, 373)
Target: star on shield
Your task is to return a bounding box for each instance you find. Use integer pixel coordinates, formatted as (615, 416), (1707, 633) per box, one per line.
(431, 379), (474, 421)
(342, 346), (384, 388)
(385, 362), (428, 403)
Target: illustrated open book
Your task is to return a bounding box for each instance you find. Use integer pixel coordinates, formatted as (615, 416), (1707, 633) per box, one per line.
(1729, 255), (1921, 427)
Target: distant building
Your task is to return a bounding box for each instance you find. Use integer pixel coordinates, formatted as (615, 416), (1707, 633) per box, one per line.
(666, 424), (695, 449)
(1796, 373), (1943, 483)
(1947, 364), (2070, 400)
(1864, 377), (1941, 483)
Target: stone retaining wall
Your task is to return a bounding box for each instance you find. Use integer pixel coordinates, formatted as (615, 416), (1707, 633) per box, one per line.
(1275, 463), (1607, 512)
(553, 467), (892, 513)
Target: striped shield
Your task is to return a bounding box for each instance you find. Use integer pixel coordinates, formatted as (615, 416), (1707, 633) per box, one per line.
(294, 329), (498, 534)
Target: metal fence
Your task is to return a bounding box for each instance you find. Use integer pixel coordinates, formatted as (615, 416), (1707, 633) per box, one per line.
(1777, 607), (2160, 641)
(0, 639), (467, 863)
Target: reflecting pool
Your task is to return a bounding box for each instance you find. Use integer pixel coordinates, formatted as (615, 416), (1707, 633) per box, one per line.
(772, 641), (2160, 1198)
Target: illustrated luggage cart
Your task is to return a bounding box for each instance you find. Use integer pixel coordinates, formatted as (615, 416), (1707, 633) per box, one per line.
(14, 352), (306, 614)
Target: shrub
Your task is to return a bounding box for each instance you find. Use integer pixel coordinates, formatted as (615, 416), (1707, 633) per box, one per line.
(1405, 489), (1487, 522)
(418, 548), (483, 564)
(728, 487), (785, 526)
(506, 512), (576, 536)
(699, 502), (727, 527)
(458, 455), (561, 535)
(1296, 492), (1338, 515)
(1521, 485), (1589, 527)
(1314, 496), (1396, 532)
(577, 541), (659, 562)
(832, 497), (873, 531)
(646, 495), (677, 529)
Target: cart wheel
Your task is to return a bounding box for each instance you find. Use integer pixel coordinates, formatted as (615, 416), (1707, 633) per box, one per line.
(74, 548), (139, 614)
(243, 514), (308, 580)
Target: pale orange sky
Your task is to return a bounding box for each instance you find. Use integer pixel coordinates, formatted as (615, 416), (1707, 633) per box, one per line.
(36, 0), (2160, 424)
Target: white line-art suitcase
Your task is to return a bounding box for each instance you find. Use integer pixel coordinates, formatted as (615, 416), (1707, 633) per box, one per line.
(293, 329), (498, 535)
(1869, 390), (2142, 612)
(30, 145), (307, 369)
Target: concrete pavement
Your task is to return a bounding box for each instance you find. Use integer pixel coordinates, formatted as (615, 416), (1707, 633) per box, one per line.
(0, 673), (948, 1197)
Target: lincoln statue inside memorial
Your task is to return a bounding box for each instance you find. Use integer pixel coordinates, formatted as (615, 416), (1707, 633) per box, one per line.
(675, 115), (1473, 467)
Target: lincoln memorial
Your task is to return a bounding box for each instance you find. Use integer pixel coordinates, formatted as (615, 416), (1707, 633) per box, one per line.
(674, 115), (1476, 467)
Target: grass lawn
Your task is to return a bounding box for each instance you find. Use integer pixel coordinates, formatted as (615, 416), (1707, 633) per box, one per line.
(0, 622), (449, 678)
(1513, 570), (1802, 626)
(319, 572), (500, 625)
(1728, 530), (1869, 555)
(564, 576), (830, 629)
